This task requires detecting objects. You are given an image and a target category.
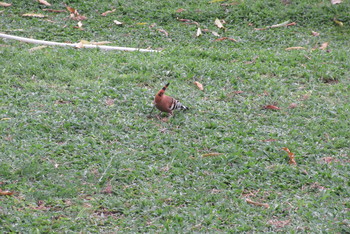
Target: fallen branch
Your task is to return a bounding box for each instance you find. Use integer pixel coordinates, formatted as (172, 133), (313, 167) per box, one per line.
(0, 33), (160, 52)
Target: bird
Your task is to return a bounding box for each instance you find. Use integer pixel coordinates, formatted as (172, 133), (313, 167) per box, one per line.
(151, 83), (188, 116)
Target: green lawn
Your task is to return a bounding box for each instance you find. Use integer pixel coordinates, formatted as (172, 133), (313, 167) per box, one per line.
(1, 0), (350, 232)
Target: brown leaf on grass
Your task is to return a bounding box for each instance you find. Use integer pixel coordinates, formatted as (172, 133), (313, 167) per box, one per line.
(66, 5), (87, 21)
(158, 29), (169, 37)
(0, 189), (14, 196)
(38, 0), (51, 6)
(202, 153), (223, 157)
(101, 9), (116, 16)
(66, 6), (76, 14)
(105, 98), (115, 106)
(42, 9), (66, 13)
(176, 8), (185, 13)
(321, 157), (339, 164)
(262, 139), (277, 142)
(102, 181), (113, 194)
(72, 15), (87, 21)
(331, 0), (342, 4)
(263, 105), (280, 110)
(177, 18), (200, 26)
(214, 18), (225, 29)
(285, 46), (306, 51)
(194, 81), (204, 90)
(289, 103), (298, 109)
(22, 13), (47, 18)
(246, 198), (270, 208)
(319, 42), (329, 50)
(311, 31), (320, 36)
(215, 37), (237, 42)
(267, 219), (291, 228)
(282, 147), (297, 165)
(0, 2), (11, 6)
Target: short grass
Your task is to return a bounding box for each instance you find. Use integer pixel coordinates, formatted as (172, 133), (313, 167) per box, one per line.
(1, 0), (350, 232)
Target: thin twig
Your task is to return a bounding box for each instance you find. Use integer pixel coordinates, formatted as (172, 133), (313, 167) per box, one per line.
(0, 33), (160, 53)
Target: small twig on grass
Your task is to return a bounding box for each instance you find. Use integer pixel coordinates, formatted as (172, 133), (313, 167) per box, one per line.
(0, 33), (160, 52)
(254, 21), (296, 31)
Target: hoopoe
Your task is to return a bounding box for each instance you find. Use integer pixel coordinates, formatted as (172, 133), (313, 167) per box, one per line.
(152, 83), (188, 116)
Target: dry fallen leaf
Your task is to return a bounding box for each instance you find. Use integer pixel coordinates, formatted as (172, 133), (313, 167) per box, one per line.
(158, 29), (169, 37)
(196, 27), (202, 37)
(102, 181), (113, 194)
(0, 2), (11, 6)
(267, 219), (291, 228)
(66, 6), (76, 14)
(101, 9), (116, 16)
(0, 189), (14, 196)
(285, 47), (306, 51)
(214, 18), (224, 29)
(176, 8), (185, 13)
(255, 21), (296, 30)
(215, 37), (237, 42)
(319, 42), (329, 50)
(105, 98), (115, 106)
(311, 31), (320, 36)
(202, 153), (223, 157)
(114, 20), (123, 26)
(77, 21), (83, 28)
(282, 147), (297, 165)
(331, 0), (342, 4)
(29, 45), (47, 52)
(289, 103), (298, 109)
(263, 105), (280, 110)
(38, 0), (51, 6)
(246, 198), (270, 208)
(211, 31), (220, 37)
(177, 18), (200, 26)
(42, 9), (66, 13)
(22, 13), (46, 18)
(321, 157), (339, 164)
(72, 15), (87, 21)
(66, 5), (87, 21)
(194, 81), (204, 90)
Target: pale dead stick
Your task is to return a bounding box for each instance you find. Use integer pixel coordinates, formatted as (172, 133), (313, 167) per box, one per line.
(0, 33), (160, 53)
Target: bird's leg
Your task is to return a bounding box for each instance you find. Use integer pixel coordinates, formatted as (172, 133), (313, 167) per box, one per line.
(156, 112), (162, 120)
(149, 106), (155, 115)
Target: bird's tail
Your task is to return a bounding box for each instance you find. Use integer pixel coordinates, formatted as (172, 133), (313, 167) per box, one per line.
(171, 99), (189, 111)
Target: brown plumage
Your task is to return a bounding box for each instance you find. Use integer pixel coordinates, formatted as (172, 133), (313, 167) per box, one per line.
(154, 83), (188, 115)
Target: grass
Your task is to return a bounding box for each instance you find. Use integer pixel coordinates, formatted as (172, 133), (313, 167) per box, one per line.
(1, 0), (350, 232)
